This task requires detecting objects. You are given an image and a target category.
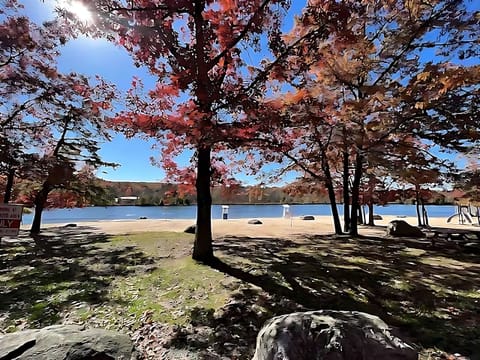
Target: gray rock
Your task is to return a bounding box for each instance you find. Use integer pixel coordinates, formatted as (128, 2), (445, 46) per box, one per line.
(0, 325), (136, 360)
(386, 220), (425, 238)
(300, 215), (315, 220)
(373, 214), (383, 220)
(248, 219), (263, 225)
(464, 242), (480, 254)
(252, 310), (417, 360)
(184, 225), (196, 234)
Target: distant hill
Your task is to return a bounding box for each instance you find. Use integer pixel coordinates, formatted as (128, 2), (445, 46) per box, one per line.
(91, 179), (331, 206)
(90, 179), (459, 206)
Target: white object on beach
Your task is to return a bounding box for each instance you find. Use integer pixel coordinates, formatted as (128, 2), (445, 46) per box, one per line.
(222, 205), (229, 220)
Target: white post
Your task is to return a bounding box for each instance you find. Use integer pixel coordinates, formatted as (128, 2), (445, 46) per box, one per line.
(222, 205), (229, 220)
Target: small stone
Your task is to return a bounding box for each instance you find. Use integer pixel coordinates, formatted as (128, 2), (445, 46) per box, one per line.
(300, 215), (315, 220)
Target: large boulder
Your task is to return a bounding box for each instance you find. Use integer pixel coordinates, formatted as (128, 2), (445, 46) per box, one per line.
(386, 220), (425, 238)
(0, 325), (136, 360)
(184, 224), (196, 234)
(252, 310), (417, 360)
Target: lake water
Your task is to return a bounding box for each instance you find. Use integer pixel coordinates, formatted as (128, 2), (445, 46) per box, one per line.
(20, 204), (458, 224)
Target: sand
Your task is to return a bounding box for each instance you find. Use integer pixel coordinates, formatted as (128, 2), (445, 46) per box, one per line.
(21, 215), (479, 238)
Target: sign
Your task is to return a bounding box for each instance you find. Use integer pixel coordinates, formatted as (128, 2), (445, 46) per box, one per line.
(0, 204), (23, 236)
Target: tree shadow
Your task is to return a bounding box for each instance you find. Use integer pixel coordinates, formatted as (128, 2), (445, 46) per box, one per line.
(0, 227), (155, 329)
(148, 286), (306, 360)
(199, 233), (480, 358)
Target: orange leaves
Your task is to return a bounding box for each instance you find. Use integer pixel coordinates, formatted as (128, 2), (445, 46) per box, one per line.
(416, 71), (430, 82)
(414, 101), (426, 110)
(219, 0), (237, 12)
(284, 89), (308, 104)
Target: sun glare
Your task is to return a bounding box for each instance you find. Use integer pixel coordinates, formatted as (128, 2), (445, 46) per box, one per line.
(60, 0), (93, 23)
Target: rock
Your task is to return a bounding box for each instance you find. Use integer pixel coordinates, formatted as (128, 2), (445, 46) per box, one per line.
(248, 219), (263, 225)
(373, 214), (383, 220)
(64, 223), (77, 227)
(252, 310), (417, 360)
(138, 216), (147, 220)
(464, 242), (480, 254)
(386, 220), (425, 238)
(184, 225), (196, 234)
(0, 325), (136, 360)
(300, 215), (315, 220)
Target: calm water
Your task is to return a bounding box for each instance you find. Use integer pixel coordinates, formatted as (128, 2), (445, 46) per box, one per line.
(21, 204), (457, 224)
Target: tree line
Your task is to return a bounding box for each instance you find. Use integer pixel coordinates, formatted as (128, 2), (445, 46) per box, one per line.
(1, 0), (478, 262)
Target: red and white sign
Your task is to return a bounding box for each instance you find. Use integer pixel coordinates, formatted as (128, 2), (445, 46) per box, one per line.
(0, 204), (23, 236)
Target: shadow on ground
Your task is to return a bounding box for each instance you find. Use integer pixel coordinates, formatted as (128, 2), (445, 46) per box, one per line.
(199, 233), (480, 359)
(3, 227), (479, 359)
(0, 227), (155, 330)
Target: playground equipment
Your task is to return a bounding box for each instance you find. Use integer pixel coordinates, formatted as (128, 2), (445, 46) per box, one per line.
(447, 200), (480, 225)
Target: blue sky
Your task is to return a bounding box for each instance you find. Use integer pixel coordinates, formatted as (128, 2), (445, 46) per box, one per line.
(23, 0), (306, 184)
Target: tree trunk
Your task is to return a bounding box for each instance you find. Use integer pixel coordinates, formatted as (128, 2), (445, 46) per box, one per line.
(349, 153), (363, 236)
(321, 150), (342, 234)
(342, 151), (350, 233)
(368, 202), (374, 225)
(421, 199), (429, 227)
(325, 177), (343, 235)
(357, 203), (364, 225)
(415, 187), (422, 226)
(30, 182), (50, 235)
(192, 146), (214, 262)
(3, 167), (15, 203)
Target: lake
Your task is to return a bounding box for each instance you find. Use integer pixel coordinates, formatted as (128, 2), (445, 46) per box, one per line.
(21, 204), (458, 224)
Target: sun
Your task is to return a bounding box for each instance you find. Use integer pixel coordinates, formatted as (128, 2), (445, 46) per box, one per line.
(59, 0), (93, 23)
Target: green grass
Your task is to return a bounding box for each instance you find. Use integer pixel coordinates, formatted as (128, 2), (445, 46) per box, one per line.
(0, 230), (233, 331)
(51, 232), (233, 329)
(105, 257), (230, 326)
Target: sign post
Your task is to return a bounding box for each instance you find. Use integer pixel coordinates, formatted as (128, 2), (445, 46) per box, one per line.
(0, 204), (23, 237)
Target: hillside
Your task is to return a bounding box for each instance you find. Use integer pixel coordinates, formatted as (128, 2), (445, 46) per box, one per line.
(92, 180), (331, 206)
(91, 180), (459, 206)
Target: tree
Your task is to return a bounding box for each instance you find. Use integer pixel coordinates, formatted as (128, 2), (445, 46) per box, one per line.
(63, 0), (295, 262)
(254, 0), (479, 235)
(1, 2), (47, 201)
(27, 74), (116, 234)
(1, 0), (74, 203)
(1, 1), (116, 231)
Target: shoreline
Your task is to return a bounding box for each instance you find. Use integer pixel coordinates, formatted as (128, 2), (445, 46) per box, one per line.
(20, 215), (479, 237)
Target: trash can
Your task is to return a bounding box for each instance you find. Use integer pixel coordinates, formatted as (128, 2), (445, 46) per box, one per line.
(222, 205), (229, 220)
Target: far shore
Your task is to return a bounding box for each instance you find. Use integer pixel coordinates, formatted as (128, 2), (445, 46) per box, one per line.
(20, 215), (479, 238)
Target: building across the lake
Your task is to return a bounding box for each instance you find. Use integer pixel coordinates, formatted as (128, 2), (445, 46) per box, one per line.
(115, 196), (139, 205)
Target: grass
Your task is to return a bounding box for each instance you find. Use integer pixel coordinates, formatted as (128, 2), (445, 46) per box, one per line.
(106, 257), (230, 325)
(0, 229), (234, 333)
(1, 227), (479, 359)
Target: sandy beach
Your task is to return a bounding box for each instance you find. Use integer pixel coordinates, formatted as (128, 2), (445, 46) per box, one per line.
(21, 215), (479, 237)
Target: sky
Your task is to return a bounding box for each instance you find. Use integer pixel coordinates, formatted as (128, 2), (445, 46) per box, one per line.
(22, 0), (306, 184)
